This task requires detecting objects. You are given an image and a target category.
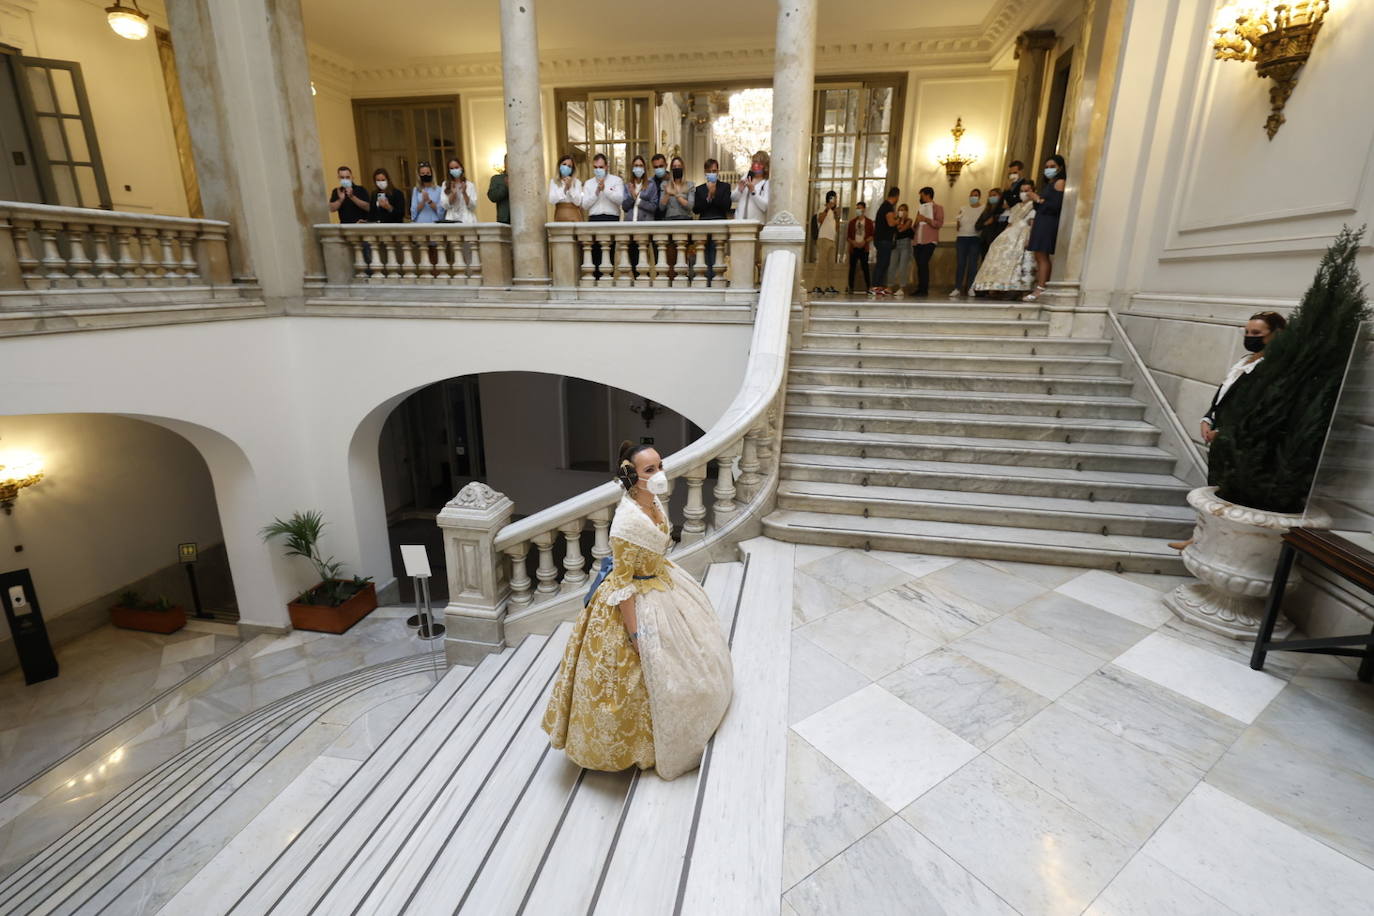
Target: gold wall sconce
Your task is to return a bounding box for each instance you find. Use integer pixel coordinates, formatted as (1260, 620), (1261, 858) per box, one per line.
(937, 118), (978, 186)
(0, 452), (44, 514)
(1213, 1), (1329, 139)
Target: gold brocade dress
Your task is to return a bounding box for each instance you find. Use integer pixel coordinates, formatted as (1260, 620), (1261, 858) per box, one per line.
(541, 492), (733, 780)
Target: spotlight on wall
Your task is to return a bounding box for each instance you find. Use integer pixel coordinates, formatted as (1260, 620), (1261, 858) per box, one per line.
(0, 452), (44, 515)
(105, 0), (150, 41)
(1213, 1), (1329, 139)
(936, 118), (978, 186)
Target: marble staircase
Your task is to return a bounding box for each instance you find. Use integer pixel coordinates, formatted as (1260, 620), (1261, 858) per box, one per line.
(765, 301), (1194, 572)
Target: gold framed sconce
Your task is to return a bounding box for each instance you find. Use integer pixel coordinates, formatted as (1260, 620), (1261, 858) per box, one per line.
(0, 452), (44, 514)
(1213, 1), (1329, 139)
(936, 118), (977, 186)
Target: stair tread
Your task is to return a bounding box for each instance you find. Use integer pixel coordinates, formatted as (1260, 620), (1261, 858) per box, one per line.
(802, 332), (1106, 345)
(785, 405), (1158, 431)
(780, 429), (1172, 457)
(787, 383), (1143, 407)
(789, 366), (1132, 386)
(777, 479), (1196, 520)
(810, 317), (1050, 326)
(766, 509), (1184, 559)
(781, 452), (1189, 488)
(798, 346), (1121, 365)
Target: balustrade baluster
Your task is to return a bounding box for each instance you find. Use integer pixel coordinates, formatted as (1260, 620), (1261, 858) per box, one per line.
(12, 220), (42, 289)
(560, 519), (588, 590)
(632, 235), (651, 288)
(377, 234), (394, 280)
(690, 234), (708, 288)
(652, 232), (670, 288)
(465, 235), (482, 286)
(589, 507), (612, 564)
(533, 531), (559, 594)
(113, 226), (140, 285)
(159, 229), (183, 282)
(178, 230), (200, 282)
(400, 236), (418, 282)
(598, 234), (616, 288)
(138, 228), (165, 285)
(737, 426), (764, 502)
(671, 232), (690, 287)
(579, 230), (595, 287)
(505, 542), (533, 606)
(37, 221), (69, 287)
(615, 233), (633, 287)
(91, 226), (119, 284)
(453, 237), (470, 284)
(712, 442), (742, 529)
(431, 234), (451, 284)
(350, 235), (368, 280)
(681, 464), (709, 543)
(65, 225), (96, 286)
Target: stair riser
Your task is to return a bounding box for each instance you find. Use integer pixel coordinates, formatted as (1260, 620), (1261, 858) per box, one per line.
(784, 412), (1162, 445)
(790, 351), (1124, 376)
(788, 369), (1132, 397)
(775, 490), (1193, 538)
(808, 318), (1050, 337)
(807, 304), (1042, 320)
(787, 390), (1147, 421)
(779, 436), (1176, 474)
(760, 519), (1188, 575)
(803, 333), (1111, 355)
(780, 463), (1188, 505)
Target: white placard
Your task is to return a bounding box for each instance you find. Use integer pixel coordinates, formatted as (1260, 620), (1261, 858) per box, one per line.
(399, 544), (432, 578)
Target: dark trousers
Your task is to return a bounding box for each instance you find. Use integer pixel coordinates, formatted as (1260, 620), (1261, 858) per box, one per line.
(913, 242), (936, 294)
(954, 236), (981, 291)
(847, 247), (871, 291)
(704, 239), (722, 284)
(589, 213), (619, 278)
(872, 239), (894, 288)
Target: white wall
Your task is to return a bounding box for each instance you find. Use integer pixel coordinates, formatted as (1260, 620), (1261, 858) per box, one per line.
(0, 413), (222, 643)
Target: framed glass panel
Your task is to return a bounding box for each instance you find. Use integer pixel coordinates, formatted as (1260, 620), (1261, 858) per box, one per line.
(25, 67), (53, 111)
(51, 165), (76, 206)
(49, 67), (78, 114)
(14, 57), (110, 208)
(353, 96), (462, 193)
(63, 118), (89, 161)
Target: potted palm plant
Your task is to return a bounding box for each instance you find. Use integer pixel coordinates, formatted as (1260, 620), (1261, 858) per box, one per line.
(261, 510), (376, 634)
(1167, 226), (1369, 638)
(110, 590), (187, 634)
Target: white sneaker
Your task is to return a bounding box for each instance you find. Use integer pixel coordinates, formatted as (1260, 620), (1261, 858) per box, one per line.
(892, 289), (905, 298)
(948, 289), (960, 299)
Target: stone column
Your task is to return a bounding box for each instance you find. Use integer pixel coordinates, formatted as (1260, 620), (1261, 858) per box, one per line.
(165, 0), (328, 311)
(762, 0), (816, 289)
(1003, 30), (1058, 172)
(438, 483), (514, 666)
(499, 0), (550, 288)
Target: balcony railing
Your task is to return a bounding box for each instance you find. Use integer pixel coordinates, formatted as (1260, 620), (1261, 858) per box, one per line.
(316, 222), (512, 291)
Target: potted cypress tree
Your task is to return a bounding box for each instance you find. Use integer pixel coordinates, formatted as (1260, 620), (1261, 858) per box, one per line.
(261, 510), (377, 634)
(1166, 226), (1370, 638)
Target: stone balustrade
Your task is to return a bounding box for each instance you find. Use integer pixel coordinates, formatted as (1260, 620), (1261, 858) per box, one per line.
(0, 203), (232, 291)
(546, 219), (760, 299)
(315, 222), (513, 289)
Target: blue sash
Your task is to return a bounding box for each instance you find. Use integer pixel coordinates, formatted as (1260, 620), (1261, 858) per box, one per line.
(583, 555), (658, 607)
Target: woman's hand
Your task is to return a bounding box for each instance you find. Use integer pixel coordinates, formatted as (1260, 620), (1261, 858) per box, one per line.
(1201, 420), (1217, 444)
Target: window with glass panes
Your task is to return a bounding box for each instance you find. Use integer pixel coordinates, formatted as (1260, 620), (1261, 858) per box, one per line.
(557, 91), (654, 179)
(352, 97), (461, 195)
(12, 56), (110, 209)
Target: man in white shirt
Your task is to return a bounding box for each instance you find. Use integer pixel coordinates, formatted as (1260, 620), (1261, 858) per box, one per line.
(951, 188), (985, 298)
(582, 152), (624, 279)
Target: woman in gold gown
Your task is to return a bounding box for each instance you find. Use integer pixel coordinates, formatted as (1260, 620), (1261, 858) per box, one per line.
(542, 443), (733, 780)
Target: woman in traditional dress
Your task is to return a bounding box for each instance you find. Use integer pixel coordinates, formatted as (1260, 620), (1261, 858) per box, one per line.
(971, 179), (1037, 297)
(542, 443), (733, 780)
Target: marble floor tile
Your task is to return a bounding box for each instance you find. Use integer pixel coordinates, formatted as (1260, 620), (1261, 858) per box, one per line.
(1119, 571), (1195, 594)
(793, 684), (977, 811)
(989, 704), (1202, 845)
(793, 543), (846, 566)
(799, 549), (915, 604)
(796, 602), (941, 681)
(985, 559), (1084, 590)
(1054, 569), (1174, 628)
(879, 648), (1049, 749)
(1206, 726), (1374, 868)
(1246, 679), (1374, 781)
(160, 634), (218, 666)
(1058, 666), (1245, 772)
(920, 560), (1049, 615)
(951, 616), (1104, 700)
(1144, 782), (1374, 916)
(783, 731), (892, 890)
(788, 634), (870, 725)
(1288, 666), (1374, 718)
(1010, 592), (1152, 661)
(864, 580), (1001, 644)
(866, 550), (961, 581)
(1084, 853), (1240, 916)
(785, 816), (1017, 916)
(792, 569), (857, 627)
(1112, 631), (1285, 724)
(1157, 619), (1304, 680)
(903, 755), (1135, 916)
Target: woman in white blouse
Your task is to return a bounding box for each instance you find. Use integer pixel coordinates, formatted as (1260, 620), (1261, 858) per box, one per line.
(732, 150), (770, 221)
(548, 153), (583, 221)
(441, 157), (478, 224)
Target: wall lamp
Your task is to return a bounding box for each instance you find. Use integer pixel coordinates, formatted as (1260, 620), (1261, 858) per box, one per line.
(0, 452), (44, 515)
(1213, 1), (1329, 139)
(936, 118), (978, 186)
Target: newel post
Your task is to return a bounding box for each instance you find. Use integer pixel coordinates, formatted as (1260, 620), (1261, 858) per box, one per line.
(477, 222), (513, 288)
(438, 482), (514, 666)
(318, 226), (353, 285)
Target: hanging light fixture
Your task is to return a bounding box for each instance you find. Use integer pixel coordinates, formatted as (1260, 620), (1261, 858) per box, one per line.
(712, 89), (774, 173)
(936, 118), (978, 186)
(105, 1), (150, 41)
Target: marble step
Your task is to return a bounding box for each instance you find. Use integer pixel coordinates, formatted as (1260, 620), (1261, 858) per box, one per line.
(808, 316), (1050, 337)
(231, 637), (546, 913)
(791, 347), (1126, 377)
(788, 365), (1134, 397)
(0, 654), (440, 916)
(807, 302), (1043, 320)
(780, 427), (1178, 474)
(802, 331), (1112, 355)
(763, 509), (1187, 574)
(780, 453), (1191, 505)
(775, 479), (1194, 538)
(784, 405), (1163, 446)
(786, 384), (1149, 421)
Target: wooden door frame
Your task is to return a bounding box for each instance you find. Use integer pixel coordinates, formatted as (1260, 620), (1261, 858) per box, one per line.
(351, 94), (462, 187)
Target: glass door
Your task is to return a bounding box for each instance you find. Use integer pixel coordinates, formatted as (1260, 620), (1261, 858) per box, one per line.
(558, 91), (653, 178)
(807, 79), (902, 260)
(11, 55), (110, 208)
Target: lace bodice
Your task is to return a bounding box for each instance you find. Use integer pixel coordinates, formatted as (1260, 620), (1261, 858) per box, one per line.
(601, 493), (674, 605)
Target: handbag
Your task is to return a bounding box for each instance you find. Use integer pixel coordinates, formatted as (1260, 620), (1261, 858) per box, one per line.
(584, 555), (613, 607)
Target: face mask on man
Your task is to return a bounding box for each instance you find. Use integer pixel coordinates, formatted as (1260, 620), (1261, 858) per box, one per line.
(856, 208), (865, 217)
(450, 167), (463, 178)
(1044, 167), (1059, 179)
(1019, 191), (1030, 201)
(705, 172), (718, 183)
(375, 179), (388, 190)
(340, 177), (353, 189)
(644, 470), (669, 496)
(593, 167), (607, 179)
(1009, 171), (1020, 182)
(559, 164), (573, 177)
(969, 196), (980, 206)
(632, 165), (645, 178)
(1243, 334), (1266, 353)
(654, 166), (666, 179)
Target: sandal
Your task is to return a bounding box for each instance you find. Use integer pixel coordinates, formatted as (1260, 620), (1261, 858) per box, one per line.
(1022, 285), (1047, 302)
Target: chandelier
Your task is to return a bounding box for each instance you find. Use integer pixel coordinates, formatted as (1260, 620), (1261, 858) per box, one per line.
(1213, 1), (1329, 139)
(712, 89), (773, 171)
(936, 118), (978, 186)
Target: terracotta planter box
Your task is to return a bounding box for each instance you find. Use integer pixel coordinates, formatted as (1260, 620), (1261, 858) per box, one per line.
(287, 581), (378, 634)
(110, 604), (187, 634)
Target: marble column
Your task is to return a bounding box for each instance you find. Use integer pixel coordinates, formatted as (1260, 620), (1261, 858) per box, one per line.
(763, 0), (816, 287)
(499, 0), (551, 287)
(1003, 30), (1058, 172)
(164, 0), (328, 310)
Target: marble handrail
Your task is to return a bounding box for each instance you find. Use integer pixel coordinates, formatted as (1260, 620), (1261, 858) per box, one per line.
(0, 201), (232, 290)
(546, 219), (760, 291)
(315, 222), (513, 288)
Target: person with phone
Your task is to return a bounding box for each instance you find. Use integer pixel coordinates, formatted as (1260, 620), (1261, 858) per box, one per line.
(370, 168), (405, 224)
(328, 166), (372, 223)
(731, 150), (770, 221)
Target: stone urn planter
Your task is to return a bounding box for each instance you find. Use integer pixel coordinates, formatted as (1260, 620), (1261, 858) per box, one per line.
(1165, 486), (1328, 640)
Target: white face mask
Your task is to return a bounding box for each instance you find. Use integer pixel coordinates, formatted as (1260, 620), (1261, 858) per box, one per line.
(645, 470), (669, 495)
(375, 179), (388, 189)
(1020, 191), (1031, 201)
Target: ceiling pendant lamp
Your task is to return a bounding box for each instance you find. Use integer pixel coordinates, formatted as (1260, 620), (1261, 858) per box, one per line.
(106, 0), (150, 41)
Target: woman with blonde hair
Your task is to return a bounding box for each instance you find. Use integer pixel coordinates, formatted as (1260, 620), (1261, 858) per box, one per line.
(732, 150), (770, 221)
